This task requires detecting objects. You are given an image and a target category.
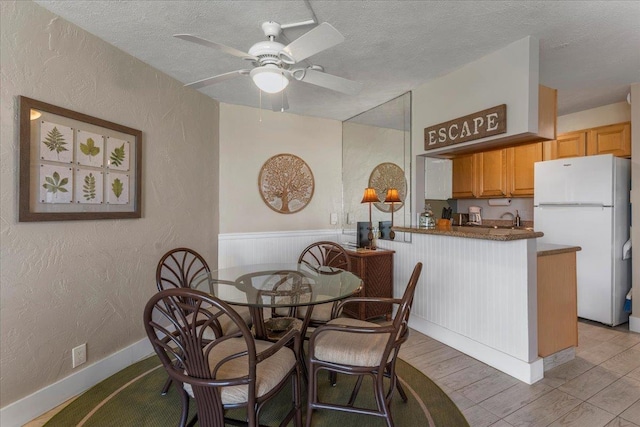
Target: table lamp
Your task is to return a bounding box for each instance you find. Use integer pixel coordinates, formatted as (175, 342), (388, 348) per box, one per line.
(360, 187), (379, 249)
(384, 188), (402, 240)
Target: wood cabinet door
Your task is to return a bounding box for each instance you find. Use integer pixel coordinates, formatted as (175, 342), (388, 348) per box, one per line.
(548, 131), (587, 160)
(452, 154), (475, 198)
(587, 122), (631, 157)
(507, 143), (542, 197)
(475, 149), (507, 198)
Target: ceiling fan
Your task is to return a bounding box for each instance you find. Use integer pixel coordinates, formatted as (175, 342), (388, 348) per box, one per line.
(174, 20), (363, 111)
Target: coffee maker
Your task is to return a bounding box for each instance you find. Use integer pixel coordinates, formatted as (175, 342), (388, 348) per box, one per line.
(468, 206), (482, 225)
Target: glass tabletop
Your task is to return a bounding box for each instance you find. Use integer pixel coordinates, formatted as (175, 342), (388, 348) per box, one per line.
(191, 263), (363, 308)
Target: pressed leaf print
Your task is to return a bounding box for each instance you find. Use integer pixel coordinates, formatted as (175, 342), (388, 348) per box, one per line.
(43, 127), (69, 160)
(42, 171), (69, 195)
(110, 143), (125, 167)
(80, 137), (100, 158)
(112, 178), (123, 200)
(83, 173), (96, 200)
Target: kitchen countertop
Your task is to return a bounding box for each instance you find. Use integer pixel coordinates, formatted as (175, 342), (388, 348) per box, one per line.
(394, 226), (543, 241)
(537, 243), (581, 256)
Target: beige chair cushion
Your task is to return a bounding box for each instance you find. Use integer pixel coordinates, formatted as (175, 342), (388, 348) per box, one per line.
(184, 338), (296, 404)
(187, 305), (253, 339)
(313, 318), (392, 367)
(274, 297), (334, 323)
(295, 301), (334, 322)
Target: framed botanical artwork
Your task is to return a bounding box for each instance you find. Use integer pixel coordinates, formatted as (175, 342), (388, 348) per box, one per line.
(19, 96), (142, 221)
(258, 153), (314, 214)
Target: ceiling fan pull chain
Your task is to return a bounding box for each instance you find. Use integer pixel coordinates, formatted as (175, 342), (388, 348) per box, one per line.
(259, 89), (263, 122)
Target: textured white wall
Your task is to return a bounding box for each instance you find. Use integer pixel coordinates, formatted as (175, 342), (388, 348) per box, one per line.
(0, 1), (219, 406)
(218, 103), (342, 233)
(412, 36), (539, 225)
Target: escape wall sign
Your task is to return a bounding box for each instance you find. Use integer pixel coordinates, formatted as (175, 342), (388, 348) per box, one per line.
(424, 104), (507, 151)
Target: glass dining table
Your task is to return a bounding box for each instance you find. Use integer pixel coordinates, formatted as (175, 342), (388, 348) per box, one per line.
(190, 262), (363, 341)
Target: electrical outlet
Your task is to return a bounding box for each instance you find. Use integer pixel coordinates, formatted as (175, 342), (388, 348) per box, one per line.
(330, 213), (338, 225)
(72, 343), (87, 368)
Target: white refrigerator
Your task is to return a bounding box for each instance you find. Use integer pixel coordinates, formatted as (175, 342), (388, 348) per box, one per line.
(534, 154), (631, 326)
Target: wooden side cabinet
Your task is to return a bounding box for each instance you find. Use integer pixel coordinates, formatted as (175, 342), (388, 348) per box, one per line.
(342, 249), (394, 321)
(537, 246), (579, 357)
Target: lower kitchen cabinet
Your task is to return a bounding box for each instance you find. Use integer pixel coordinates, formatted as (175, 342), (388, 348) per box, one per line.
(342, 248), (394, 321)
(537, 244), (580, 357)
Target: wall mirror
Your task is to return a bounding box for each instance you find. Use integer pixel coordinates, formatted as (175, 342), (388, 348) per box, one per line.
(342, 92), (411, 244)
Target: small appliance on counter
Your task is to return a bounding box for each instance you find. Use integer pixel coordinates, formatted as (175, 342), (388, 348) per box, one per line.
(468, 206), (482, 225)
(452, 213), (469, 226)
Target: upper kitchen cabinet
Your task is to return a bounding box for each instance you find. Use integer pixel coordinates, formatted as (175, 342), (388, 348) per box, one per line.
(475, 149), (508, 198)
(587, 122), (631, 157)
(425, 157), (452, 200)
(452, 153), (476, 198)
(452, 142), (542, 199)
(507, 142), (543, 197)
(544, 122), (630, 160)
(543, 131), (587, 160)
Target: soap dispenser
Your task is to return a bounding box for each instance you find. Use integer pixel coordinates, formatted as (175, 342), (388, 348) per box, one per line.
(515, 210), (521, 227)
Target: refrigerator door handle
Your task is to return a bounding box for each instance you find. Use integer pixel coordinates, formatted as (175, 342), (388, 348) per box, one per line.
(536, 202), (608, 207)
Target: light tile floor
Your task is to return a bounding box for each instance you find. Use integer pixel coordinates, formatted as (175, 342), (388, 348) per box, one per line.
(26, 320), (640, 427)
(398, 320), (640, 427)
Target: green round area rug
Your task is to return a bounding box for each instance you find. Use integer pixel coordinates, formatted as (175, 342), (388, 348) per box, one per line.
(44, 356), (469, 426)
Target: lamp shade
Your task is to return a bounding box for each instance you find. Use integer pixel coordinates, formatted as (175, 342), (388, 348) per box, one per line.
(384, 188), (402, 204)
(361, 187), (379, 203)
(250, 65), (289, 94)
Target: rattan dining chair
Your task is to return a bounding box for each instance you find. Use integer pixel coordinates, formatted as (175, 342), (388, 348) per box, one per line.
(155, 248), (252, 397)
(273, 241), (352, 328)
(305, 262), (423, 427)
(144, 288), (302, 427)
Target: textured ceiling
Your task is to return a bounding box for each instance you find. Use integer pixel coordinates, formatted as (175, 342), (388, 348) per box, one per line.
(33, 1), (640, 122)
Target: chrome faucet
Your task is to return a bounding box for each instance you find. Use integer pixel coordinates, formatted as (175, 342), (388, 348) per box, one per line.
(500, 211), (521, 227)
(500, 211), (515, 221)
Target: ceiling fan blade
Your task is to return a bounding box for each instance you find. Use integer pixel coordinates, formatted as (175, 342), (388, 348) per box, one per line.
(270, 92), (289, 112)
(280, 23), (344, 63)
(300, 69), (363, 95)
(174, 34), (258, 61)
(185, 70), (250, 89)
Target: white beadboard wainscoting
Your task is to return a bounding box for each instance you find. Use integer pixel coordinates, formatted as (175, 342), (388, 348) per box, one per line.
(376, 235), (543, 384)
(218, 229), (542, 384)
(218, 230), (342, 268)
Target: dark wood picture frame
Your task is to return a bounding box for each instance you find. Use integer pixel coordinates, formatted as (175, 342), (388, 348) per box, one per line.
(19, 96), (142, 221)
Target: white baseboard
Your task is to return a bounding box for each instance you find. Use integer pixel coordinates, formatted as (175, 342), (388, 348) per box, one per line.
(0, 338), (153, 427)
(409, 315), (544, 385)
(630, 314), (640, 333)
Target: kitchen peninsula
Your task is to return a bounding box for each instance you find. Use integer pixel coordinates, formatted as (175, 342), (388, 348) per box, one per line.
(389, 225), (545, 383)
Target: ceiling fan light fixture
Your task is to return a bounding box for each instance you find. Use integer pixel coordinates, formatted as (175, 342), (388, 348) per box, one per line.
(250, 65), (289, 94)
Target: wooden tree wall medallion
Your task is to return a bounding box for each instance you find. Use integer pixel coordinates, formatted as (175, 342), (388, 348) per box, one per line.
(259, 154), (315, 214)
(368, 162), (407, 213)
